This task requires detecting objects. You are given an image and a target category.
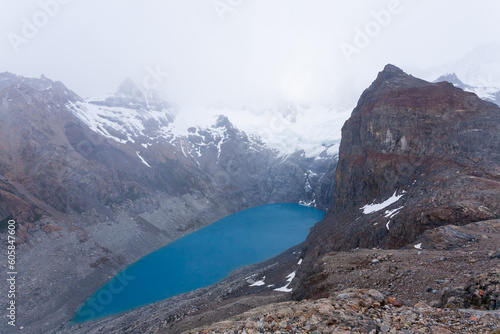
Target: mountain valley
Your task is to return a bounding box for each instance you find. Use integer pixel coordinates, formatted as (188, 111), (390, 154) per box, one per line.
(1, 64), (499, 333)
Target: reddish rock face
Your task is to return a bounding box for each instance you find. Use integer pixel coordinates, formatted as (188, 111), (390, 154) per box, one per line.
(303, 64), (500, 256)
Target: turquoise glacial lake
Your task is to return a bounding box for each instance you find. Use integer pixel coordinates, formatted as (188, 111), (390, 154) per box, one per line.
(73, 203), (325, 323)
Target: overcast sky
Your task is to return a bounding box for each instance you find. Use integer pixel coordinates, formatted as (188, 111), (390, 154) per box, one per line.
(1, 0), (500, 108)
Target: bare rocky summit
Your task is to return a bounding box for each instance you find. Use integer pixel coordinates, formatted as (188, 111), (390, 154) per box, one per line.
(302, 64), (500, 255)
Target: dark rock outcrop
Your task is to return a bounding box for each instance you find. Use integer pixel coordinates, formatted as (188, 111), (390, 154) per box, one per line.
(183, 115), (336, 210)
(296, 64), (500, 298)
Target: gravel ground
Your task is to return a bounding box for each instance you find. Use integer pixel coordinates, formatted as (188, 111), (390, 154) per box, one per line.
(187, 290), (500, 333)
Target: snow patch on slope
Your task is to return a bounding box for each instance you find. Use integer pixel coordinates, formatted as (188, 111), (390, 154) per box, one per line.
(274, 271), (296, 293)
(67, 100), (174, 144)
(384, 206), (403, 218)
(136, 151), (151, 167)
(249, 276), (266, 287)
(361, 191), (405, 214)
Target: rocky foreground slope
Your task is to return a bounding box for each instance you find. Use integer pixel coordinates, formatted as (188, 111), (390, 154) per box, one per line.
(188, 218), (500, 333)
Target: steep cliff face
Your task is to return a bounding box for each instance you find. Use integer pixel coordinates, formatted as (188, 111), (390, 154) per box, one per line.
(300, 64), (500, 267)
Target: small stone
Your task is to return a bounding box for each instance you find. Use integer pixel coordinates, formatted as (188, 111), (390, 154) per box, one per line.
(489, 249), (500, 258)
(430, 300), (441, 307)
(245, 321), (255, 329)
(380, 325), (390, 332)
(366, 289), (385, 303)
(337, 293), (350, 299)
(360, 296), (373, 307)
(414, 301), (429, 308)
(388, 296), (402, 307)
(372, 259), (380, 264)
(432, 329), (452, 334)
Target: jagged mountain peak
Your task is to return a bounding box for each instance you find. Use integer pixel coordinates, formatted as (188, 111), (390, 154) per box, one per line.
(376, 64), (422, 84)
(87, 76), (170, 109)
(117, 77), (143, 98)
(434, 73), (465, 87)
(361, 64), (428, 100)
(0, 72), (82, 104)
(214, 115), (234, 129)
(432, 71), (500, 107)
(0, 71), (20, 82)
(381, 63), (405, 75)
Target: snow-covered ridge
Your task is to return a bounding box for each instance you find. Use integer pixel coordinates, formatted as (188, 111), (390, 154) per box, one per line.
(426, 44), (500, 107)
(67, 78), (348, 162)
(218, 103), (349, 158)
(66, 97), (176, 145)
(68, 101), (158, 144)
(433, 72), (500, 106)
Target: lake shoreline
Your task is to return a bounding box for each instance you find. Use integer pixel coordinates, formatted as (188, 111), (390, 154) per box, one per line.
(59, 241), (305, 333)
(72, 203), (323, 323)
